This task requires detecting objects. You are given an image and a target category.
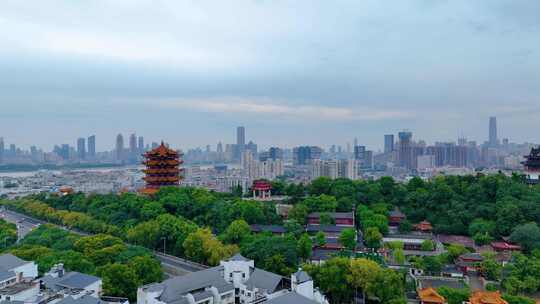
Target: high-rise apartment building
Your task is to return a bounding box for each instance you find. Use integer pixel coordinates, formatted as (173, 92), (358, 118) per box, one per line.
(384, 134), (394, 153)
(268, 147), (283, 160)
(293, 146), (322, 166)
(426, 143), (468, 168)
(116, 134), (124, 161)
(354, 146), (366, 160)
(489, 117), (498, 147)
(354, 145), (373, 169)
(77, 138), (86, 160)
(259, 159), (284, 180)
(87, 135), (96, 158)
(345, 159), (358, 180)
(9, 144), (16, 157)
(246, 141), (257, 156)
(60, 144), (70, 160)
(237, 126), (246, 146)
(312, 159), (358, 180)
(217, 142), (223, 153)
(138, 136), (144, 153)
(241, 150), (258, 180)
(129, 133), (137, 154)
(398, 131), (413, 169)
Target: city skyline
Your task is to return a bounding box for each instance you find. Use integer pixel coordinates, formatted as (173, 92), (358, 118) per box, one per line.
(0, 115), (536, 153)
(1, 1), (540, 150)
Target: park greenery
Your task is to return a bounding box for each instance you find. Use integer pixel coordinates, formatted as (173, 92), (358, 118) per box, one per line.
(4, 225), (162, 301)
(0, 218), (17, 250)
(1, 173), (540, 302)
(303, 257), (405, 304)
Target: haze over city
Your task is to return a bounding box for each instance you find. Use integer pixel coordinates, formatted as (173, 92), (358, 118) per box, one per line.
(1, 1), (540, 151)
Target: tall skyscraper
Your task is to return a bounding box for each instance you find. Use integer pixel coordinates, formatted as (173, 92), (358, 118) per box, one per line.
(116, 134), (124, 161)
(217, 142), (223, 153)
(129, 133), (137, 154)
(398, 131), (413, 169)
(237, 126), (246, 146)
(60, 144), (70, 160)
(9, 144), (16, 157)
(87, 135), (96, 158)
(384, 134), (394, 153)
(489, 116), (498, 147)
(354, 145), (366, 160)
(138, 136), (144, 153)
(268, 147), (283, 160)
(293, 146), (322, 166)
(77, 138), (86, 160)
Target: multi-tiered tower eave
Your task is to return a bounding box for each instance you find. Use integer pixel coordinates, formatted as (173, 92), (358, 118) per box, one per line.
(522, 146), (540, 185)
(140, 142), (183, 194)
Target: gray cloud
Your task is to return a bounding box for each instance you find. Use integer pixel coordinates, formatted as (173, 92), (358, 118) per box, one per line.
(0, 0), (539, 150)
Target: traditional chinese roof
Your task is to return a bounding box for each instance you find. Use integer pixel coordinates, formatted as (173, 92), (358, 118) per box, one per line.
(141, 141), (182, 194)
(143, 159), (181, 166)
(522, 147), (540, 168)
(144, 142), (179, 158)
(308, 212), (354, 220)
(143, 176), (180, 182)
(253, 180), (272, 191)
(138, 188), (159, 195)
(389, 209), (406, 218)
(414, 220), (433, 232)
(491, 241), (521, 251)
(469, 291), (508, 304)
(418, 287), (446, 304)
(436, 234), (475, 248)
(143, 168), (181, 174)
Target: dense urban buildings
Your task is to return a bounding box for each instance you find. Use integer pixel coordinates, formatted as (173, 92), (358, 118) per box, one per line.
(0, 119), (538, 195)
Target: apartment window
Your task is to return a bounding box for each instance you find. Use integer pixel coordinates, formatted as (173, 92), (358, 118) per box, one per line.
(242, 273), (245, 278)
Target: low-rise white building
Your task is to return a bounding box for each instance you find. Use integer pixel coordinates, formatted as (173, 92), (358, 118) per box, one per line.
(0, 253), (40, 302)
(137, 254), (328, 304)
(42, 264), (102, 299)
(0, 253), (39, 281)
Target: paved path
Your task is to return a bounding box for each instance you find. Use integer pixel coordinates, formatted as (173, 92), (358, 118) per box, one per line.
(0, 207), (206, 276)
(468, 273), (485, 291)
(0, 207), (42, 240)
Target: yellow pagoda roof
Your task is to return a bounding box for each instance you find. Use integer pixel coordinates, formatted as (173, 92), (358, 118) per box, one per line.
(418, 287), (446, 304)
(469, 291), (508, 304)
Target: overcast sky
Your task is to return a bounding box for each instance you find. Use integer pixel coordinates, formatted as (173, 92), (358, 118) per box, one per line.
(1, 0), (539, 151)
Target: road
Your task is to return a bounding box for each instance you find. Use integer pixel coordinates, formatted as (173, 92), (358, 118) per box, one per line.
(0, 207), (42, 240)
(0, 207), (206, 276)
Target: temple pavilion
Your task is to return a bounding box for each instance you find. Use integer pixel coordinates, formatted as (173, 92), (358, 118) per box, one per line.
(140, 142), (182, 195)
(522, 146), (540, 185)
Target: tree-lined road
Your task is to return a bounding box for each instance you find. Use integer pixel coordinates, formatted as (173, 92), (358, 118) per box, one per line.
(0, 207), (205, 276)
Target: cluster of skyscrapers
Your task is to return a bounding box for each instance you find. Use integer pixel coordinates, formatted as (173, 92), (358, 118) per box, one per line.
(114, 133), (151, 164)
(0, 118), (535, 182)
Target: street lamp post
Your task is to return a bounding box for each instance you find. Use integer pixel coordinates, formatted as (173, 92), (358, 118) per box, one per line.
(161, 237), (167, 254)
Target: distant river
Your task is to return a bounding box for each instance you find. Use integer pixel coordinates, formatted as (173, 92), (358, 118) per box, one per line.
(0, 166), (143, 178)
